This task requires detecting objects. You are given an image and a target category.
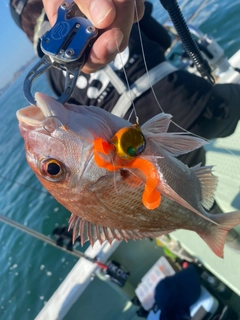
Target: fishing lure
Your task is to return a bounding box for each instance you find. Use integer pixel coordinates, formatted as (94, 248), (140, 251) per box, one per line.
(93, 125), (161, 210)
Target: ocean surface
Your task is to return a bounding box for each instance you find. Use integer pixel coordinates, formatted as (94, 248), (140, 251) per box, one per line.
(1, 0), (240, 319)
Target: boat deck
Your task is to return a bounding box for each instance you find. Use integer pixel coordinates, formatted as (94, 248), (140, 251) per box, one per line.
(36, 52), (240, 320)
(35, 102), (240, 320)
(60, 108), (240, 320)
(63, 240), (165, 320)
(171, 118), (240, 319)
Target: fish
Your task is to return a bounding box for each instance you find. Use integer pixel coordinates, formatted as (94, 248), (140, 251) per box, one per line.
(16, 92), (240, 258)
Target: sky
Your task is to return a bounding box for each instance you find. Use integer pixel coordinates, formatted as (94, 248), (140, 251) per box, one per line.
(0, 1), (35, 88)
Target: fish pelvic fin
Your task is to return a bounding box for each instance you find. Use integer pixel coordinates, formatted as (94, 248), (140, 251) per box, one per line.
(191, 165), (218, 210)
(68, 214), (175, 246)
(198, 211), (240, 258)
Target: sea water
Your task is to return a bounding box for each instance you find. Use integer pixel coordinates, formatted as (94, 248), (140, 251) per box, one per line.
(0, 66), (80, 319)
(0, 0), (240, 319)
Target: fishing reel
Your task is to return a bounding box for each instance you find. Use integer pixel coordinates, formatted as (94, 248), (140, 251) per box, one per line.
(52, 227), (129, 287)
(101, 260), (130, 287)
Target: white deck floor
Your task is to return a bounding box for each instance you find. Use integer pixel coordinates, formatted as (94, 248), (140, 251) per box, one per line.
(172, 119), (240, 296)
(205, 122), (240, 214)
(35, 51), (240, 320)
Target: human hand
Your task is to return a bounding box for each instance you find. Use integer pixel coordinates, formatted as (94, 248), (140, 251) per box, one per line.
(42, 0), (145, 73)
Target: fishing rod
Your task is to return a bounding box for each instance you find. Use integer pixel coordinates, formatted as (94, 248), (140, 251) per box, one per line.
(0, 173), (47, 194)
(0, 213), (129, 287)
(0, 213), (88, 259)
(187, 0), (209, 24)
(159, 0), (215, 84)
(163, 0), (208, 25)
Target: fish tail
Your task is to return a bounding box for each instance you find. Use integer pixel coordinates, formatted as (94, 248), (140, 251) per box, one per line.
(198, 211), (240, 258)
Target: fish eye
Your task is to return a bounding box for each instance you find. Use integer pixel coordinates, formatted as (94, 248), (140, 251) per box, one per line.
(47, 162), (61, 175)
(40, 158), (66, 182)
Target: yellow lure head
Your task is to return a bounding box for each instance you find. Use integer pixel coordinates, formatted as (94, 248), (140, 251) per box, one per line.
(111, 125), (146, 160)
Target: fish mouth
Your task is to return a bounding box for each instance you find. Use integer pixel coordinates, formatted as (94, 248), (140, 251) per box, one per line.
(16, 92), (53, 127)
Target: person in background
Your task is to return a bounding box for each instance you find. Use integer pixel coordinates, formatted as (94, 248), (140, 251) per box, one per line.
(42, 0), (146, 74)
(10, 0), (240, 169)
(10, 0), (240, 250)
(152, 265), (201, 320)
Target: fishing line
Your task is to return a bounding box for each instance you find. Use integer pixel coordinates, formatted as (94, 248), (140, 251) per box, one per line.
(114, 43), (139, 125)
(134, 0), (164, 115)
(187, 0), (209, 24)
(134, 0), (208, 137)
(134, 0), (192, 135)
(0, 173), (48, 194)
(54, 116), (123, 194)
(44, 115), (95, 145)
(109, 151), (120, 194)
(134, 1), (240, 153)
(132, 0), (240, 191)
(134, 0), (201, 135)
(178, 0), (189, 12)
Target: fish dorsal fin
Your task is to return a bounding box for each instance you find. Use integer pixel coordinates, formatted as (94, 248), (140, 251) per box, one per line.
(190, 165), (218, 210)
(144, 132), (207, 157)
(142, 113), (172, 134)
(68, 214), (176, 246)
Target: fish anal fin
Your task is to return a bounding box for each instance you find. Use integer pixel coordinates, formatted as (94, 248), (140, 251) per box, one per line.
(68, 214), (175, 245)
(198, 211), (240, 258)
(191, 165), (218, 210)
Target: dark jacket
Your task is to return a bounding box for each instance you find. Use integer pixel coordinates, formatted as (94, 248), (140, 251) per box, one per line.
(46, 2), (233, 166)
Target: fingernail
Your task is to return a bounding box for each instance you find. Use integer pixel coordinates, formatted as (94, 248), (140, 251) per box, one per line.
(107, 34), (124, 55)
(90, 0), (112, 24)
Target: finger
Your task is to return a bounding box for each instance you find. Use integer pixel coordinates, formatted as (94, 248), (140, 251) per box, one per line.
(76, 0), (135, 48)
(133, 0), (146, 22)
(81, 28), (124, 73)
(42, 0), (142, 73)
(42, 0), (62, 25)
(79, 0), (136, 72)
(74, 0), (116, 29)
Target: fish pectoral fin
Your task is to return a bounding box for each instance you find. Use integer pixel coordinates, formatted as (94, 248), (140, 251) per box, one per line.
(68, 214), (176, 246)
(198, 211), (240, 258)
(142, 113), (172, 134)
(190, 165), (218, 210)
(157, 180), (218, 225)
(145, 133), (207, 157)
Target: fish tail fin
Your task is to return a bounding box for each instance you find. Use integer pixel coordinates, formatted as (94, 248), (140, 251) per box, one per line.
(198, 211), (240, 258)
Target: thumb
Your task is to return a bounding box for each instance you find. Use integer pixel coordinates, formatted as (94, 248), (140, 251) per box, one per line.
(42, 0), (63, 25)
(43, 0), (116, 28)
(75, 0), (116, 28)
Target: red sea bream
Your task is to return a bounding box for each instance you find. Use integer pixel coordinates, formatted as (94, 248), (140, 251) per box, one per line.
(16, 93), (240, 257)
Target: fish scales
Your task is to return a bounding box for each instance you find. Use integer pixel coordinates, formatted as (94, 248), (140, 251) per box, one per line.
(16, 93), (240, 257)
(76, 156), (204, 232)
(148, 144), (203, 206)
